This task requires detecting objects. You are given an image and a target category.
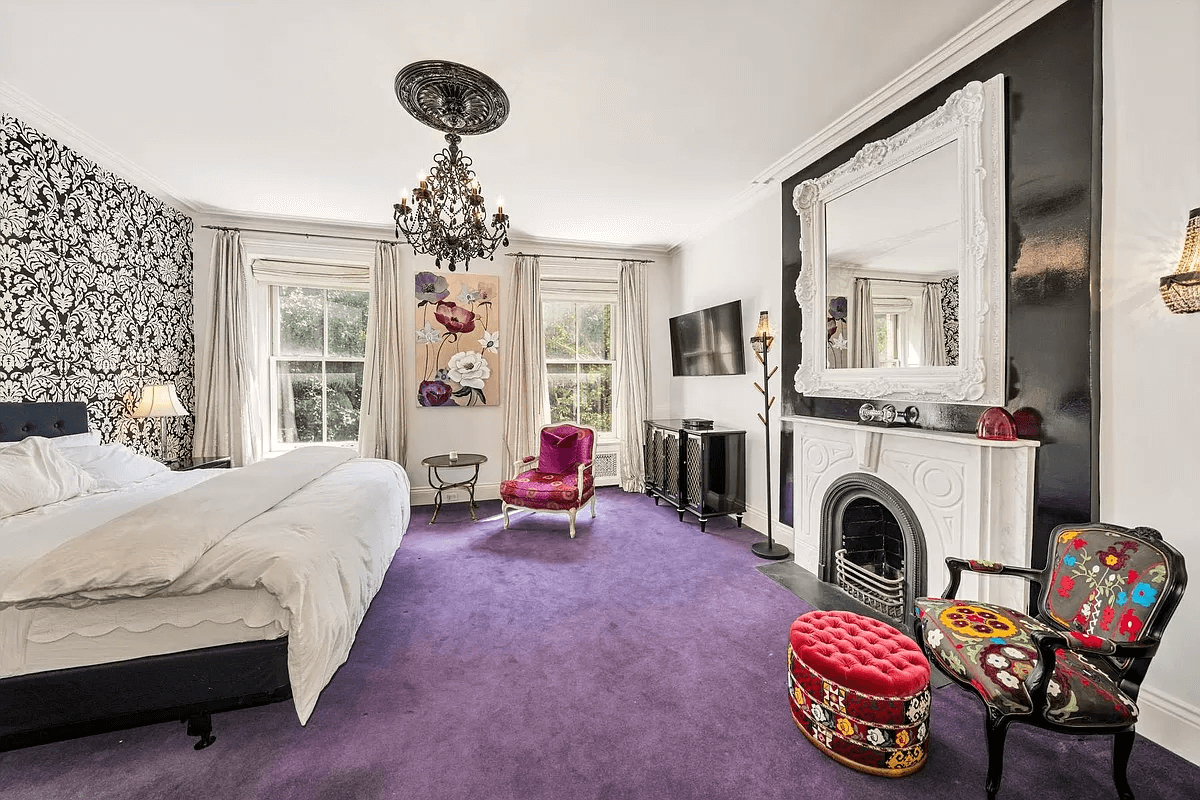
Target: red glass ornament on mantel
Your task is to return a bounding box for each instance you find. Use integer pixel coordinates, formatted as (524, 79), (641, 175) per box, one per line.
(976, 407), (1018, 441)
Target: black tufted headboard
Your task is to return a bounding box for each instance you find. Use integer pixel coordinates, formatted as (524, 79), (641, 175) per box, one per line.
(0, 402), (90, 442)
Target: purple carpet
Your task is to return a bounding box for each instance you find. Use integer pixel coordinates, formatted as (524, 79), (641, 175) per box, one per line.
(2, 487), (1197, 799)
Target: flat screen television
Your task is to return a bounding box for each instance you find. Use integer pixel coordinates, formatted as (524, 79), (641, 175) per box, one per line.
(669, 300), (746, 376)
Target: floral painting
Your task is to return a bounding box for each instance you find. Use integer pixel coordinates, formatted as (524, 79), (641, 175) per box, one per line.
(415, 271), (499, 407)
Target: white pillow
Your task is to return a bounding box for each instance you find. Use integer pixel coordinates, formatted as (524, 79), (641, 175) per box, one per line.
(0, 430), (101, 450)
(0, 437), (98, 518)
(58, 443), (169, 492)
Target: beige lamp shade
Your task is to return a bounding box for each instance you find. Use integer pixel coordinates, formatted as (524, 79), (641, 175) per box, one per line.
(131, 383), (189, 419)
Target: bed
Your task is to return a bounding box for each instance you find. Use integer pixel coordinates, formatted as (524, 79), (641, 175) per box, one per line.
(0, 401), (411, 751)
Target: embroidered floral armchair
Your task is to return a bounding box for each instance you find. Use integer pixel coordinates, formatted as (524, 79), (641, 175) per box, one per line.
(915, 523), (1187, 800)
(499, 424), (596, 538)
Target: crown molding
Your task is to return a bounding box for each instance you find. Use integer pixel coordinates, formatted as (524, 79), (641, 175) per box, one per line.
(506, 233), (671, 263)
(672, 0), (1070, 250)
(750, 0), (1068, 186)
(0, 80), (202, 216)
(196, 209), (671, 263)
(196, 207), (395, 238)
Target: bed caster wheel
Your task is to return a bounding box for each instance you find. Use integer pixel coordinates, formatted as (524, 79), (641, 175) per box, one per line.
(185, 714), (216, 750)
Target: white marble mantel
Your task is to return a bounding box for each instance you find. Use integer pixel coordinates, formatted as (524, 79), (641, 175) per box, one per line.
(784, 416), (1040, 610)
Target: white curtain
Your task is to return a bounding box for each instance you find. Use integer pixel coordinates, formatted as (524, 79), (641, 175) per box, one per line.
(921, 283), (947, 367)
(850, 277), (878, 368)
(501, 255), (547, 478)
(359, 242), (407, 463)
(194, 230), (260, 466)
(615, 260), (650, 492)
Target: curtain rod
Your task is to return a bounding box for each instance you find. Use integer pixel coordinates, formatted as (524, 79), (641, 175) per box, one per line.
(862, 276), (950, 286)
(505, 251), (654, 264)
(202, 225), (399, 245)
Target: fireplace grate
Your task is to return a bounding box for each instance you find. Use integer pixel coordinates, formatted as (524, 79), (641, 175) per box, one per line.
(834, 548), (905, 621)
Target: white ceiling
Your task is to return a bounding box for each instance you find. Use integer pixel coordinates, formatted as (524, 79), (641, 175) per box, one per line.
(826, 142), (960, 277)
(0, 0), (1002, 248)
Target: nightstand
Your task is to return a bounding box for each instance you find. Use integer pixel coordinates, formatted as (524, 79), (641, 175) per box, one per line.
(167, 455), (232, 471)
(421, 453), (487, 523)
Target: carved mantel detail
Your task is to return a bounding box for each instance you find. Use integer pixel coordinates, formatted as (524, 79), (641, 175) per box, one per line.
(786, 416), (1038, 611)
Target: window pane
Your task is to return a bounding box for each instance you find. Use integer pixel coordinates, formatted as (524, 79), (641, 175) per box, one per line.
(577, 303), (612, 361)
(546, 363), (578, 424)
(278, 286), (324, 356)
(543, 302), (578, 360)
(277, 360), (323, 443)
(580, 363), (613, 433)
(325, 361), (363, 442)
(327, 290), (368, 358)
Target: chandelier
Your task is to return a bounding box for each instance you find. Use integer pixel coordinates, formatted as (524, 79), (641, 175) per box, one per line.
(392, 60), (511, 272)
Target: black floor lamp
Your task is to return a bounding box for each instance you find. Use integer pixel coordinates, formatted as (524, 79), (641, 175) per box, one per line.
(750, 311), (790, 560)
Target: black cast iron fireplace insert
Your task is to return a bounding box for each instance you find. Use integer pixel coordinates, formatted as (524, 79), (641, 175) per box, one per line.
(818, 473), (927, 627)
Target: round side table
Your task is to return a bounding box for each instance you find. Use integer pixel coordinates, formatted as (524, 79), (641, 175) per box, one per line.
(422, 453), (487, 523)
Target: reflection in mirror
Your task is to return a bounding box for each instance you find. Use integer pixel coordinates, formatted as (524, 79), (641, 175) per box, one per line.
(824, 143), (960, 369)
(792, 74), (1006, 405)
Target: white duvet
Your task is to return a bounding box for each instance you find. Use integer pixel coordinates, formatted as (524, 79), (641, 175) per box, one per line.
(0, 449), (411, 723)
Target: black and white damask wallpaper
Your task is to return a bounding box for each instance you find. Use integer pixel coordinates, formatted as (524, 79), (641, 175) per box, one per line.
(0, 114), (194, 458)
(940, 275), (959, 366)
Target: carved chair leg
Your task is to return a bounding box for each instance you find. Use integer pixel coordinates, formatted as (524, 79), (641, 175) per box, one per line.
(1113, 729), (1137, 800)
(590, 494), (597, 518)
(984, 714), (1009, 799)
(569, 508), (577, 538)
(502, 504), (511, 529)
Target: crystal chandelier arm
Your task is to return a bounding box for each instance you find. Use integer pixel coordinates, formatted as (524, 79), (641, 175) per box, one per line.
(392, 134), (509, 271)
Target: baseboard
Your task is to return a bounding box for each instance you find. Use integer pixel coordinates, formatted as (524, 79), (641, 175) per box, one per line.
(1136, 684), (1200, 766)
(411, 482), (502, 507)
(739, 506), (795, 552)
(411, 479), (620, 508)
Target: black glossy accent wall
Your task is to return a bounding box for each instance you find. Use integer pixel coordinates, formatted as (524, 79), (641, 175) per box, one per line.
(779, 0), (1101, 568)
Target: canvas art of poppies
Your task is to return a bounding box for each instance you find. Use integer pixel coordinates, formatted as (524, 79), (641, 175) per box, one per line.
(415, 271), (500, 407)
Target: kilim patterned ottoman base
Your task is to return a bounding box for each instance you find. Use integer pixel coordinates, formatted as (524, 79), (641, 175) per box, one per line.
(788, 610), (931, 776)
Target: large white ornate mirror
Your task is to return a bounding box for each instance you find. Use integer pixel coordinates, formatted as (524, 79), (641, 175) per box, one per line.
(793, 74), (1006, 404)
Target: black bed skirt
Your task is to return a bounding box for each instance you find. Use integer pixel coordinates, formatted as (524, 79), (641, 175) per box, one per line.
(0, 637), (292, 751)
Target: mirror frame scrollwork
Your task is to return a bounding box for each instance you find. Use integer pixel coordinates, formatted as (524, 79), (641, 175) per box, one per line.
(792, 74), (1006, 405)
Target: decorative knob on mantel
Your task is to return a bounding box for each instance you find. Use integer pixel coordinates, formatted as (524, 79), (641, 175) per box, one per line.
(859, 403), (919, 427)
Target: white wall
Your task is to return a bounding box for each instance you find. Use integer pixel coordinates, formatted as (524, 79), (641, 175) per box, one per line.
(193, 219), (670, 502)
(663, 194), (787, 540)
(658, 2), (1200, 763)
(1101, 0), (1200, 763)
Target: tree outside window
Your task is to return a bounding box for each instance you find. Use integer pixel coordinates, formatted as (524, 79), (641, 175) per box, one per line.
(543, 301), (613, 433)
(272, 286), (367, 446)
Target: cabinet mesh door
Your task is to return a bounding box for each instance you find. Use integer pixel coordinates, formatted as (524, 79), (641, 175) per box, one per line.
(686, 436), (702, 507)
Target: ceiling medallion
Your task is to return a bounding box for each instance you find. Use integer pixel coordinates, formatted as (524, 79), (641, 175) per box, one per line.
(392, 60), (510, 271)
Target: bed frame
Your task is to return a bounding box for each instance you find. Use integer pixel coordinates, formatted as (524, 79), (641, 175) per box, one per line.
(0, 402), (292, 752)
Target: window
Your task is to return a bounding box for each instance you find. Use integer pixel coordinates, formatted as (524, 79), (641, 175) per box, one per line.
(875, 310), (904, 368)
(270, 285), (368, 447)
(543, 301), (614, 433)
(872, 295), (917, 368)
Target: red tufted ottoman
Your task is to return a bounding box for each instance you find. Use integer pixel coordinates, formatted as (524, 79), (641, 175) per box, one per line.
(787, 610), (931, 776)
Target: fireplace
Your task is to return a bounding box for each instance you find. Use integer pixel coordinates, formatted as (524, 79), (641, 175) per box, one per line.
(819, 473), (927, 625)
(785, 416), (1039, 613)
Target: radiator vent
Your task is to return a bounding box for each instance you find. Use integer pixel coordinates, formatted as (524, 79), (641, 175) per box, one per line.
(594, 451), (619, 485)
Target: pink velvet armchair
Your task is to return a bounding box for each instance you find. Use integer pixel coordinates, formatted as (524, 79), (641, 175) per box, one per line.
(500, 424), (597, 538)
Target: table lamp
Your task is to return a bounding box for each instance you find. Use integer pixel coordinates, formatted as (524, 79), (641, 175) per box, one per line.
(132, 382), (189, 461)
